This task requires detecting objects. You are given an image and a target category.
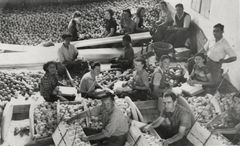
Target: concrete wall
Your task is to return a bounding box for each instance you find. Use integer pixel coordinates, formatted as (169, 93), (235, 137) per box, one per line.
(166, 0), (240, 90)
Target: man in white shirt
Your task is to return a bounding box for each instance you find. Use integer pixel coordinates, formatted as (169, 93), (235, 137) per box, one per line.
(58, 33), (78, 64)
(204, 23), (237, 83)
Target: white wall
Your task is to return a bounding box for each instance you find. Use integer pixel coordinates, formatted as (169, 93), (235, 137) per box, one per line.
(167, 0), (240, 90)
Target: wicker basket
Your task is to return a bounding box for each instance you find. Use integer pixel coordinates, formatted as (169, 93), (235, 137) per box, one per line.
(152, 42), (173, 59)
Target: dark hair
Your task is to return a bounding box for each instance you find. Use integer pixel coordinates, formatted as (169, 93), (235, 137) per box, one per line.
(135, 57), (147, 69)
(136, 7), (145, 17)
(160, 1), (167, 7)
(195, 53), (207, 64)
(160, 55), (171, 62)
(100, 91), (115, 101)
(214, 23), (224, 31)
(106, 9), (114, 18)
(123, 34), (131, 43)
(43, 61), (57, 73)
(72, 11), (81, 18)
(175, 3), (184, 9)
(123, 9), (132, 17)
(90, 61), (100, 70)
(163, 91), (178, 102)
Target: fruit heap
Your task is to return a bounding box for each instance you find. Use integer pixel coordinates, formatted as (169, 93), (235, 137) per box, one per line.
(0, 71), (43, 101)
(34, 102), (58, 138)
(1, 0), (157, 45)
(115, 98), (131, 117)
(58, 102), (85, 121)
(66, 122), (91, 146)
(187, 95), (217, 123)
(142, 133), (161, 145)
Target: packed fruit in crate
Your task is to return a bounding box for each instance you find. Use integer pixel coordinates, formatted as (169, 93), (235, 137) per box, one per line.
(206, 133), (233, 146)
(115, 98), (131, 117)
(88, 116), (103, 130)
(215, 92), (235, 112)
(66, 124), (91, 146)
(33, 102), (58, 138)
(187, 95), (218, 123)
(84, 98), (102, 109)
(58, 101), (85, 121)
(142, 133), (162, 145)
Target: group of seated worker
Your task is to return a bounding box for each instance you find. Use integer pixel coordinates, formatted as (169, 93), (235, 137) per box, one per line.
(207, 93), (240, 145)
(99, 7), (149, 38)
(66, 89), (195, 146)
(151, 3), (191, 48)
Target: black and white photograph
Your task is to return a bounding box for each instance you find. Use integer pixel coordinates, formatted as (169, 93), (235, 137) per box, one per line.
(0, 0), (239, 145)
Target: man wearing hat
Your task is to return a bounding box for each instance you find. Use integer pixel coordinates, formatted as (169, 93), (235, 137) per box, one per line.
(58, 33), (79, 64)
(67, 91), (129, 146)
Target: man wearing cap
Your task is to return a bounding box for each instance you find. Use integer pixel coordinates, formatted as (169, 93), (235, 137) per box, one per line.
(58, 33), (78, 64)
(67, 92), (129, 146)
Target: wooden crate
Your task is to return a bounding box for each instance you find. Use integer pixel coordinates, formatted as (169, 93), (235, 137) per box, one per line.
(134, 100), (159, 123)
(127, 120), (162, 146)
(124, 97), (144, 122)
(56, 101), (86, 123)
(29, 103), (57, 141)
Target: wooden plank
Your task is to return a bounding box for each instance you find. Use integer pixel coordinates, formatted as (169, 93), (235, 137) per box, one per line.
(1, 102), (13, 141)
(134, 100), (157, 110)
(72, 32), (151, 48)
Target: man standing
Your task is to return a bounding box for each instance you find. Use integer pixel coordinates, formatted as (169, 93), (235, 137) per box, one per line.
(67, 92), (129, 146)
(204, 23), (237, 83)
(143, 91), (194, 146)
(58, 33), (78, 64)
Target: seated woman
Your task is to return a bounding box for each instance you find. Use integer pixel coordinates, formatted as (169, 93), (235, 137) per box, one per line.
(102, 9), (118, 37)
(123, 58), (150, 101)
(156, 1), (173, 27)
(120, 9), (136, 34)
(40, 61), (68, 102)
(134, 7), (148, 33)
(111, 34), (134, 71)
(188, 53), (215, 93)
(151, 1), (174, 42)
(68, 11), (81, 41)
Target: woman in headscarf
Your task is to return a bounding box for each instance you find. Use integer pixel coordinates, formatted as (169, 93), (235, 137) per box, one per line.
(134, 7), (148, 33)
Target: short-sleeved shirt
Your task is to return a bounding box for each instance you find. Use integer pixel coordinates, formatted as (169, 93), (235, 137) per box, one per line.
(101, 106), (129, 137)
(161, 105), (195, 135)
(132, 70), (149, 89)
(204, 38), (237, 62)
(121, 19), (136, 34)
(105, 18), (117, 35)
(40, 73), (59, 102)
(58, 44), (78, 63)
(79, 71), (97, 94)
(152, 67), (169, 89)
(191, 64), (210, 82)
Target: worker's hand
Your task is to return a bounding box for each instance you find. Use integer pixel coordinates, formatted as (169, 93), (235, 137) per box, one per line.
(210, 129), (220, 135)
(81, 136), (89, 142)
(162, 139), (170, 146)
(141, 124), (152, 132)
